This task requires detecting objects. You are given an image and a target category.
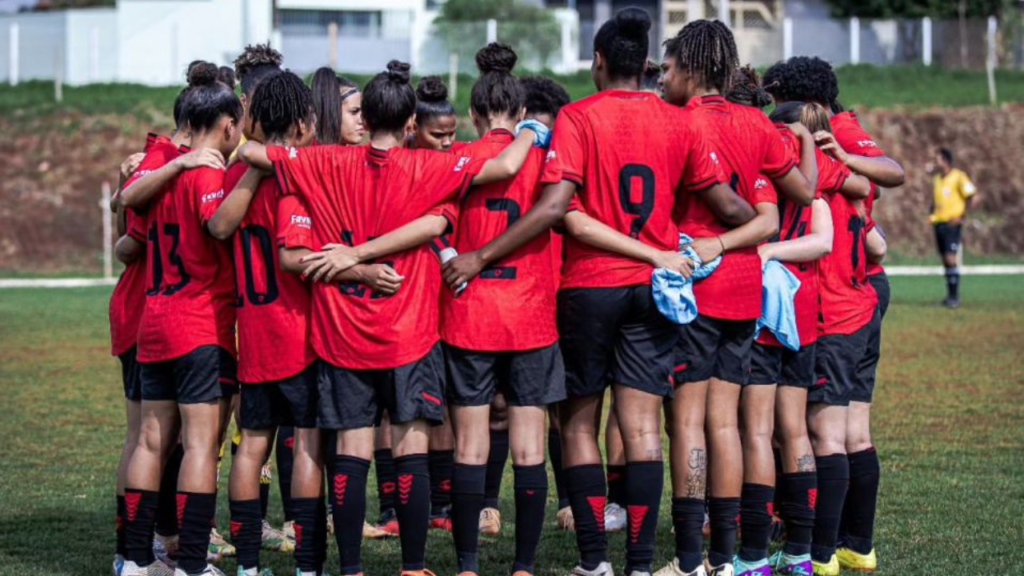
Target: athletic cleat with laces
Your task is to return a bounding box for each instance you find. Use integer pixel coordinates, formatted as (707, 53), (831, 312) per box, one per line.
(208, 528), (236, 560)
(363, 520), (390, 539)
(836, 547), (876, 572)
(376, 507), (400, 536)
(121, 559), (175, 576)
(428, 505), (453, 532)
(653, 561), (705, 576)
(811, 554), (839, 576)
(707, 563), (734, 576)
(153, 534), (179, 567)
(479, 507), (501, 535)
(556, 505), (575, 531)
(604, 502), (626, 532)
(769, 551), (812, 576)
(732, 557), (770, 576)
(114, 555), (126, 576)
(175, 564), (226, 576)
(261, 520), (295, 553)
(566, 561), (614, 576)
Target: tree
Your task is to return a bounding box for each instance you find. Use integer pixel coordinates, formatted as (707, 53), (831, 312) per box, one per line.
(822, 0), (1013, 18)
(433, 0), (561, 71)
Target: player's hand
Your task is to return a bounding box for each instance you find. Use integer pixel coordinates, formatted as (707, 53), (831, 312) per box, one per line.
(758, 243), (774, 266)
(176, 148), (226, 171)
(814, 131), (850, 165)
(360, 264), (404, 296)
(300, 244), (360, 283)
(787, 122), (811, 140)
(442, 250), (486, 289)
(650, 250), (694, 278)
(120, 153), (146, 180)
(691, 237), (724, 264)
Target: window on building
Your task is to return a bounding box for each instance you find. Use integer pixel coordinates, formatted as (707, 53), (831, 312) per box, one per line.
(280, 10), (382, 38)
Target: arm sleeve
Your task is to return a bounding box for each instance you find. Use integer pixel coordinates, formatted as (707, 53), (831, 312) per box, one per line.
(122, 145), (175, 190)
(195, 169), (228, 226)
(681, 127), (726, 192)
(817, 150), (852, 195)
(422, 152), (487, 206)
(127, 210), (147, 243)
(752, 176), (778, 205)
(267, 145), (334, 200)
(540, 109), (585, 187)
(834, 118), (886, 158)
(275, 194), (314, 250)
(762, 129), (798, 180)
(960, 172), (977, 197)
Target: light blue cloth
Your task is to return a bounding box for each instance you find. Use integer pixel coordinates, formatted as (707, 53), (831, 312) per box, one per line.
(756, 260), (802, 351)
(652, 234), (722, 325)
(515, 119), (552, 148)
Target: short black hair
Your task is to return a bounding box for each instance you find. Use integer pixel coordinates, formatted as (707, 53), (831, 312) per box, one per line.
(768, 100), (805, 125)
(664, 19), (738, 94)
(184, 62), (243, 131)
(362, 61), (416, 134)
(763, 56), (842, 112)
(249, 70), (313, 142)
(520, 76), (571, 118)
(726, 65), (773, 109)
(217, 66), (236, 91)
(593, 7), (652, 81)
(234, 43), (284, 96)
(641, 60), (661, 91)
(939, 148), (953, 164)
(416, 76), (456, 123)
(471, 43), (524, 120)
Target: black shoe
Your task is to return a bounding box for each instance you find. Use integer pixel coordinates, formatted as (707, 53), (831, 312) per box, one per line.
(942, 298), (961, 309)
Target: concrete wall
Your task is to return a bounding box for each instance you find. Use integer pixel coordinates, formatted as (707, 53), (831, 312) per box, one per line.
(0, 11), (67, 83)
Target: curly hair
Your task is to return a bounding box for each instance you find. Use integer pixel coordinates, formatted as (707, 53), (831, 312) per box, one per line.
(234, 43), (284, 96)
(521, 76), (571, 118)
(762, 56), (842, 112)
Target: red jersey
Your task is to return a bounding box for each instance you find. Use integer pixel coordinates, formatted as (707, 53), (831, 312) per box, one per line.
(136, 165), (237, 363)
(758, 126), (851, 347)
(268, 144), (485, 370)
(441, 129), (558, 352)
(679, 96), (794, 321)
(110, 133), (178, 357)
(541, 89), (724, 290)
(831, 111), (887, 277)
(818, 189), (877, 337)
(225, 162), (317, 383)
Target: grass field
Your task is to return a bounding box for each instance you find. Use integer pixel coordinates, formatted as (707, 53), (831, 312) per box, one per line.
(1, 275), (1022, 576)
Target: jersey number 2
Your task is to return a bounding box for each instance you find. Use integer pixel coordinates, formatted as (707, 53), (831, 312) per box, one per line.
(480, 198), (521, 280)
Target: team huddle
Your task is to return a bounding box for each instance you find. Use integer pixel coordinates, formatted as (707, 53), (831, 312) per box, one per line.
(108, 7), (905, 576)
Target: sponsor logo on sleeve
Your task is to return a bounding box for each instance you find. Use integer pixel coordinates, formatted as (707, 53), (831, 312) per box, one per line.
(201, 190), (225, 204)
(453, 156), (472, 172)
(290, 214), (312, 229)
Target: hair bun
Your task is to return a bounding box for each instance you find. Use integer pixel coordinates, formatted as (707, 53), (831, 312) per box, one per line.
(385, 60), (412, 84)
(187, 61), (219, 87)
(476, 43), (518, 74)
(416, 76), (449, 102)
(616, 7), (651, 40)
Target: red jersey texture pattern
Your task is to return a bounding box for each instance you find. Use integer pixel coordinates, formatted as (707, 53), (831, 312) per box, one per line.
(137, 165), (237, 363)
(441, 129), (558, 352)
(831, 111), (887, 277)
(110, 133), (177, 357)
(268, 144), (484, 370)
(818, 184), (878, 337)
(541, 89), (725, 290)
(680, 96), (794, 321)
(224, 163), (316, 383)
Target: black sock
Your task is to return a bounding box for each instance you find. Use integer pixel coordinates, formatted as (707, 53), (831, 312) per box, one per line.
(605, 463), (627, 508)
(945, 267), (960, 300)
(513, 464), (548, 573)
(564, 464), (608, 570)
(739, 483), (774, 562)
(116, 495), (127, 557)
(780, 472), (816, 557)
(276, 427), (295, 522)
(548, 428), (569, 509)
(429, 449), (455, 515)
(484, 430), (509, 509)
(332, 456), (369, 575)
(177, 492), (217, 575)
(315, 496), (328, 570)
(292, 497), (324, 574)
(708, 497), (740, 568)
(843, 448), (880, 554)
(624, 461), (662, 573)
(812, 454), (849, 563)
(124, 489), (159, 565)
(672, 497), (706, 572)
(374, 448), (397, 517)
(259, 475), (271, 520)
(155, 444), (184, 537)
(395, 454), (430, 571)
(451, 463), (487, 574)
(229, 499), (263, 571)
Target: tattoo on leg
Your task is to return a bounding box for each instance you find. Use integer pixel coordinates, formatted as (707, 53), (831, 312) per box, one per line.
(797, 454), (816, 472)
(684, 448), (706, 498)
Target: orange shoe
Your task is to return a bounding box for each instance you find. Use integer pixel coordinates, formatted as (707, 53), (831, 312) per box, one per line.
(377, 508), (400, 536)
(479, 507), (501, 536)
(511, 572), (534, 576)
(400, 571), (437, 576)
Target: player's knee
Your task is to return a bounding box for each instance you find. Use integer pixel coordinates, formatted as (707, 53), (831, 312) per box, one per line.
(510, 443), (544, 466)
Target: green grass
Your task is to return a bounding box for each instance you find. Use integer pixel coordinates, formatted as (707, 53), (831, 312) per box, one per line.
(1, 275), (1022, 575)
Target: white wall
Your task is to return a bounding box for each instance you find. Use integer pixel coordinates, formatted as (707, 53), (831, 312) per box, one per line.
(67, 9), (118, 83)
(0, 11), (66, 83)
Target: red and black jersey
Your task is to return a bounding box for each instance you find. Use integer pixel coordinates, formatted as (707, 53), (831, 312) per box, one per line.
(110, 133), (177, 357)
(224, 162), (316, 384)
(541, 89), (725, 290)
(831, 111), (886, 277)
(679, 96), (794, 321)
(441, 129), (558, 352)
(136, 164), (237, 363)
(818, 189), (878, 337)
(758, 126), (852, 348)
(267, 144), (485, 370)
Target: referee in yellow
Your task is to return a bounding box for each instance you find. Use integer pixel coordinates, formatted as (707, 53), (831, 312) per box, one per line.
(929, 148), (977, 308)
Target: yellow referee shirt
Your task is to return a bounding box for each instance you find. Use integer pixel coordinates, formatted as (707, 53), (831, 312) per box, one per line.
(931, 168), (976, 223)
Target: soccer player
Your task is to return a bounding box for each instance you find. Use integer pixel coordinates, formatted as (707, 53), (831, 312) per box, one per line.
(238, 60), (539, 576)
(311, 67), (366, 146)
(442, 10), (747, 576)
(657, 21), (814, 576)
(119, 62), (243, 576)
(928, 148), (976, 308)
(411, 75), (458, 151)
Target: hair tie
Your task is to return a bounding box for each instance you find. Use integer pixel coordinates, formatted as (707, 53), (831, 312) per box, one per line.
(340, 88), (360, 102)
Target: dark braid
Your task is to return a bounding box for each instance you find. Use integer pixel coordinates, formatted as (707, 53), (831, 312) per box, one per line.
(726, 65), (773, 108)
(249, 71), (313, 142)
(664, 19), (738, 94)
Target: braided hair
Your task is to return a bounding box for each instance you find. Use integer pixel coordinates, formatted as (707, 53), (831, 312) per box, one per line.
(663, 19), (738, 94)
(416, 76), (456, 123)
(362, 61), (416, 134)
(726, 65), (773, 108)
(763, 57), (842, 112)
(471, 43), (524, 120)
(593, 7), (651, 80)
(234, 43), (284, 96)
(249, 71), (313, 142)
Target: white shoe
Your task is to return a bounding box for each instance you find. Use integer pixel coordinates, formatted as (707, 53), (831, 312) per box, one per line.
(628, 572), (653, 576)
(604, 502), (627, 532)
(654, 560), (706, 576)
(175, 564), (226, 576)
(121, 559), (175, 576)
(568, 561), (615, 576)
(114, 555), (125, 576)
(153, 534), (179, 567)
(706, 564), (734, 576)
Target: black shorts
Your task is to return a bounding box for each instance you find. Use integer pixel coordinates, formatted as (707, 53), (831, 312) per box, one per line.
(318, 344), (446, 431)
(444, 343), (566, 407)
(674, 315), (757, 386)
(868, 272), (891, 319)
(140, 345), (238, 404)
(557, 286), (678, 399)
(239, 362), (320, 430)
(934, 222), (962, 256)
(749, 342), (817, 388)
(809, 314), (877, 407)
(120, 346), (143, 402)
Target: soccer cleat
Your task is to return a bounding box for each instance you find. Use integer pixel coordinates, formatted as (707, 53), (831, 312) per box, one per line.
(653, 561), (706, 576)
(566, 561), (615, 576)
(261, 520), (295, 553)
(174, 564), (226, 576)
(769, 551), (813, 576)
(428, 505), (453, 532)
(836, 547), (877, 572)
(236, 568), (275, 576)
(479, 507), (501, 535)
(941, 298), (961, 309)
(114, 555), (126, 576)
(208, 527), (236, 560)
(121, 559), (175, 576)
(707, 564), (734, 576)
(376, 507), (400, 536)
(556, 505), (575, 531)
(732, 557), (770, 576)
(363, 520), (391, 539)
(604, 502), (626, 532)
(282, 520), (296, 542)
(811, 554), (839, 576)
(153, 534), (179, 567)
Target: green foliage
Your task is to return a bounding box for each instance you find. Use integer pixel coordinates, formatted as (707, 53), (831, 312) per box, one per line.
(822, 0), (1014, 18)
(433, 0), (561, 72)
